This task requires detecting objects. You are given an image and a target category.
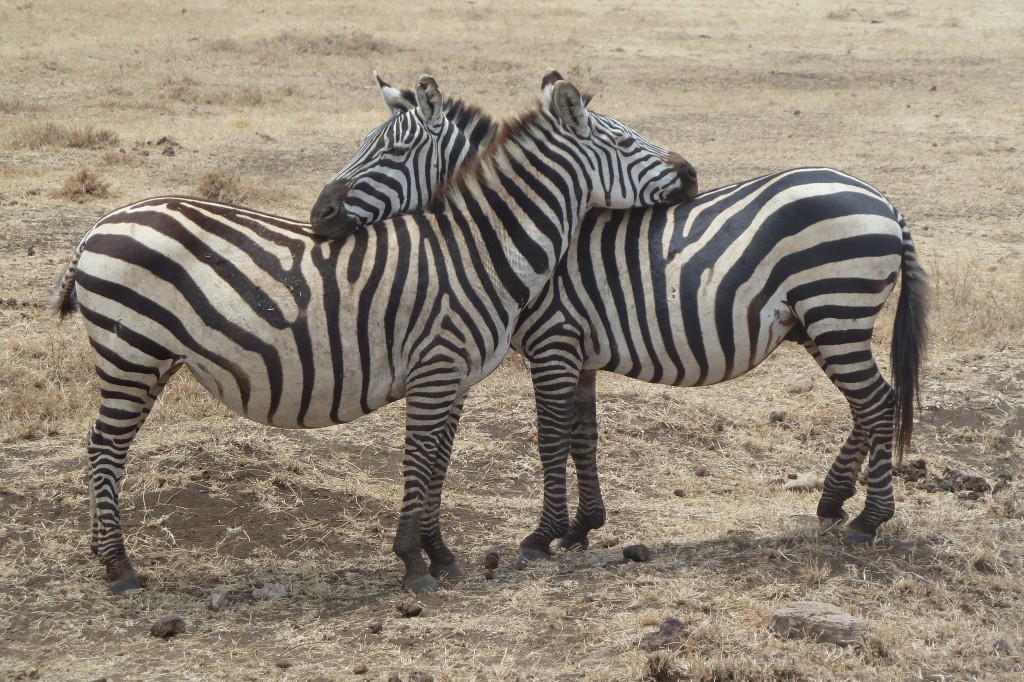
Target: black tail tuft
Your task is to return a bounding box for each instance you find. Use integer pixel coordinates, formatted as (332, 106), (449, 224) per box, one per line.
(890, 217), (929, 465)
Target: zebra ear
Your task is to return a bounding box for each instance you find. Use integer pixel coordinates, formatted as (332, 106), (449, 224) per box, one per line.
(374, 71), (416, 116)
(415, 74), (445, 130)
(550, 79), (591, 138)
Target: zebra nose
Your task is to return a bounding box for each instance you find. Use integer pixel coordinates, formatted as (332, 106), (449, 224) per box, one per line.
(311, 202), (338, 224)
(310, 179), (352, 231)
(666, 152), (699, 202)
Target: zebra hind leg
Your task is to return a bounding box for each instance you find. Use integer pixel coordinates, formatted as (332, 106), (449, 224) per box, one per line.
(802, 338), (895, 543)
(419, 394), (467, 582)
(557, 370), (606, 551)
(88, 357), (179, 592)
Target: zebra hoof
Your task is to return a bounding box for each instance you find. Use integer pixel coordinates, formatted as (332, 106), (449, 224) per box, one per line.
(403, 573), (440, 593)
(108, 577), (142, 594)
(429, 561), (466, 581)
(557, 534), (590, 551)
(514, 548), (550, 570)
(845, 530), (877, 545)
(817, 510), (849, 531)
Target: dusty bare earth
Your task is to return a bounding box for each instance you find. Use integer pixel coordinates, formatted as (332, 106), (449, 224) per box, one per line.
(1, 1), (1023, 680)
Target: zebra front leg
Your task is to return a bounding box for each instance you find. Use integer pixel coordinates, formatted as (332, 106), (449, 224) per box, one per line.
(558, 370), (606, 551)
(420, 394), (467, 581)
(516, 355), (581, 568)
(394, 376), (465, 592)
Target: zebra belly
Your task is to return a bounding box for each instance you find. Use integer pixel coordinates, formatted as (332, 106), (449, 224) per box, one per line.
(75, 255), (404, 429)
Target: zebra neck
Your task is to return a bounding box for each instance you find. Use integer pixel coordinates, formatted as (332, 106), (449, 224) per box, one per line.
(440, 125), (592, 306)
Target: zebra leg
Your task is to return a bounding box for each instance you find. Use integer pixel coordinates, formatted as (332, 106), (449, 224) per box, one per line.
(802, 339), (895, 542)
(393, 372), (464, 592)
(516, 354), (582, 567)
(558, 369), (606, 551)
(89, 355), (179, 593)
(420, 394), (467, 581)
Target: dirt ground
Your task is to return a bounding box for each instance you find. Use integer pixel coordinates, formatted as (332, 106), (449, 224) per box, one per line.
(1, 1), (1022, 680)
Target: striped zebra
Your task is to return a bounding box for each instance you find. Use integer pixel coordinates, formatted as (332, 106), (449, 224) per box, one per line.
(311, 88), (928, 564)
(52, 71), (696, 593)
(309, 73), (495, 238)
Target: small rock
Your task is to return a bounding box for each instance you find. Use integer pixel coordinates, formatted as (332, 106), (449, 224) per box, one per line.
(149, 615), (186, 638)
(768, 411), (786, 423)
(396, 601), (423, 618)
(275, 659), (292, 670)
(353, 663), (369, 674)
(784, 472), (823, 492)
(639, 617), (693, 651)
(209, 592), (228, 611)
(368, 622), (384, 634)
(787, 377), (814, 394)
(993, 633), (1022, 657)
(27, 246), (35, 256)
(483, 551), (499, 570)
(162, 146), (175, 156)
(252, 583), (288, 600)
(694, 465), (709, 478)
(623, 544), (652, 563)
(771, 601), (869, 646)
(387, 676), (402, 682)
(672, 488), (686, 497)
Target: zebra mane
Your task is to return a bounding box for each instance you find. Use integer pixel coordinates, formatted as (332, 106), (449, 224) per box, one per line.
(428, 91), (593, 213)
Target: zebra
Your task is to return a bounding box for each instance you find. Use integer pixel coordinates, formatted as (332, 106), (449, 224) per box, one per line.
(52, 70), (697, 593)
(311, 87), (928, 565)
(309, 72), (496, 238)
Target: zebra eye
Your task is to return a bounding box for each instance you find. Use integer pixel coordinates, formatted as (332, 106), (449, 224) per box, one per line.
(384, 143), (411, 157)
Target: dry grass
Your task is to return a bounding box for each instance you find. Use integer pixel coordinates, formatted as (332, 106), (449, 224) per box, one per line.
(163, 76), (265, 107)
(55, 167), (112, 202)
(1, 1), (1023, 680)
(8, 122), (119, 150)
(194, 170), (254, 204)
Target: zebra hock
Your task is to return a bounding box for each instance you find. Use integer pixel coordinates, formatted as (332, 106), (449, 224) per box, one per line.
(53, 70), (695, 593)
(310, 83), (925, 560)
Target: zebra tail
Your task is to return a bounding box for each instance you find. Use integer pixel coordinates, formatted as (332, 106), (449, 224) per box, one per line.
(890, 214), (929, 466)
(50, 240), (86, 321)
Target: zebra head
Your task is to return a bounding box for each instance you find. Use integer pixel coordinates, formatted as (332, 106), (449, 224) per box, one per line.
(539, 69), (698, 209)
(309, 73), (477, 239)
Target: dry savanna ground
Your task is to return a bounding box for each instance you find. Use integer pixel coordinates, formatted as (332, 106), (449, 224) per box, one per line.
(1, 1), (1023, 680)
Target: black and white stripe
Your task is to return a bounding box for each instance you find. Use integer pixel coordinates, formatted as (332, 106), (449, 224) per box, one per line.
(53, 71), (695, 593)
(313, 94), (926, 562)
(513, 168), (928, 560)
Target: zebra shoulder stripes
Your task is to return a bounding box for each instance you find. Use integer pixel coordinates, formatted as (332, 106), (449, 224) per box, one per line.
(309, 87), (926, 564)
(53, 70), (694, 593)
